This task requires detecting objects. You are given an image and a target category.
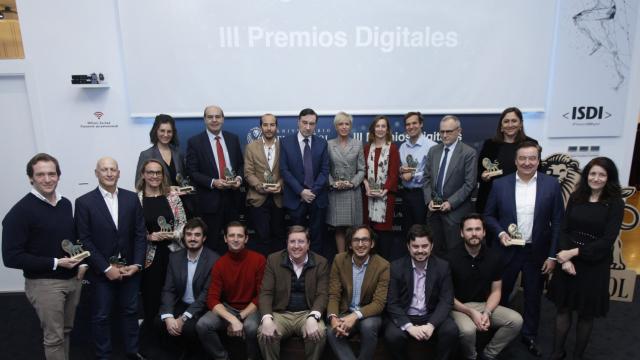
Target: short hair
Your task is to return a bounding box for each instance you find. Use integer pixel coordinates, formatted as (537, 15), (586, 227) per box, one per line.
(287, 225), (310, 242)
(345, 225), (377, 254)
(440, 115), (461, 128)
(203, 105), (225, 119)
(183, 217), (208, 238)
(135, 159), (171, 195)
(298, 108), (317, 120)
(572, 156), (622, 203)
(27, 153), (61, 178)
(406, 224), (433, 244)
(333, 111), (353, 128)
(260, 113), (278, 126)
(460, 213), (486, 231)
(224, 221), (246, 236)
(516, 140), (542, 159)
(404, 111), (424, 125)
(493, 107), (527, 143)
(367, 115), (392, 143)
(149, 114), (179, 146)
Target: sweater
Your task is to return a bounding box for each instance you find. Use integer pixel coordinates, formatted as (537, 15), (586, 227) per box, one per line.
(206, 248), (266, 310)
(2, 193), (76, 279)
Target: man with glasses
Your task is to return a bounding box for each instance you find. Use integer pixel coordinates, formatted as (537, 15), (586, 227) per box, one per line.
(423, 115), (477, 256)
(186, 105), (244, 254)
(326, 225), (390, 360)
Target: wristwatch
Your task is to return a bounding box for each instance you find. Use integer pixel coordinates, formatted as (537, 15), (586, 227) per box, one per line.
(307, 313), (320, 321)
(181, 314), (189, 322)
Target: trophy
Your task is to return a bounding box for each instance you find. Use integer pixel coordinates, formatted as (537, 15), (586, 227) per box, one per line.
(157, 216), (174, 237)
(507, 224), (526, 246)
(405, 154), (419, 173)
(263, 169), (278, 190)
(431, 191), (444, 210)
(175, 173), (195, 194)
(369, 177), (383, 196)
(108, 256), (127, 268)
(482, 158), (503, 178)
(61, 239), (91, 261)
(334, 169), (348, 189)
(224, 167), (238, 185)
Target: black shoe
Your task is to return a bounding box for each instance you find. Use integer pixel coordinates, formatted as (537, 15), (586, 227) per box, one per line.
(550, 350), (567, 360)
(521, 337), (542, 357)
(126, 353), (147, 360)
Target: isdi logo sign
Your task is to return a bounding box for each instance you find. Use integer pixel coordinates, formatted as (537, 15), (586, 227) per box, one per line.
(562, 106), (611, 120)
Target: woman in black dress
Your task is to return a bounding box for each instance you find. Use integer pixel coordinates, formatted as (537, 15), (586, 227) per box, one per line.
(136, 159), (187, 329)
(548, 157), (624, 360)
(475, 107), (537, 213)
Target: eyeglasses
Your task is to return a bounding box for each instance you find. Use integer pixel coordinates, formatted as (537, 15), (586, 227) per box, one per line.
(351, 237), (371, 244)
(205, 114), (223, 120)
(144, 170), (163, 177)
(439, 127), (459, 135)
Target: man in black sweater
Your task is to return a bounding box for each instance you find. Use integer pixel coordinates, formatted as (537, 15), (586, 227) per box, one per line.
(2, 153), (85, 360)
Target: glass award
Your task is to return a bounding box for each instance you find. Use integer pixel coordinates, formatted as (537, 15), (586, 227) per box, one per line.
(482, 157), (503, 178)
(157, 216), (174, 236)
(263, 169), (278, 189)
(224, 167), (238, 184)
(335, 169), (348, 189)
(507, 223), (526, 246)
(431, 191), (444, 210)
(175, 173), (195, 194)
(61, 239), (91, 261)
(108, 255), (127, 267)
(405, 154), (419, 172)
(369, 177), (383, 196)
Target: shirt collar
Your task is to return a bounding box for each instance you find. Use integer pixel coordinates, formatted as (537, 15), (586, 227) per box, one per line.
(98, 185), (118, 198)
(297, 132), (311, 143)
(207, 129), (223, 140)
(187, 248), (203, 263)
(30, 188), (62, 206)
(352, 255), (370, 268)
(444, 138), (459, 151)
(516, 172), (538, 184)
(411, 258), (428, 271)
(407, 134), (427, 148)
(289, 253), (309, 267)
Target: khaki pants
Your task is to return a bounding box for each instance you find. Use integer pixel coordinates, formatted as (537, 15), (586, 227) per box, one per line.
(258, 310), (326, 360)
(450, 302), (523, 359)
(25, 277), (82, 360)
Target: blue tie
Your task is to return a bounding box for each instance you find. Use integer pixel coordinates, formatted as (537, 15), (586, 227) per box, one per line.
(435, 147), (449, 197)
(303, 138), (313, 188)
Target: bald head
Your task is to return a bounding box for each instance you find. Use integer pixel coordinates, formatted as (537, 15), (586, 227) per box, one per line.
(204, 105), (225, 134)
(95, 157), (120, 193)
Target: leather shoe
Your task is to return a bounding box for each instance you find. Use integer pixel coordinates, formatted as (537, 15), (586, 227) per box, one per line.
(521, 337), (542, 357)
(126, 353), (147, 360)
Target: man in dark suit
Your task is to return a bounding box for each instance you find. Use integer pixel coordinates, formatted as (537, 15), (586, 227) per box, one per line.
(384, 224), (458, 360)
(279, 108), (330, 255)
(156, 217), (219, 359)
(484, 141), (564, 357)
(423, 115), (477, 256)
(75, 157), (147, 360)
(186, 105), (244, 254)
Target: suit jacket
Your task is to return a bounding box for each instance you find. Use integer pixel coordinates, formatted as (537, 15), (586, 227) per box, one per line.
(259, 249), (329, 316)
(279, 133), (330, 209)
(135, 144), (185, 186)
(483, 172), (564, 264)
(185, 130), (244, 213)
(386, 255), (453, 328)
(423, 140), (477, 222)
(327, 252), (389, 319)
(327, 138), (365, 187)
(159, 247), (220, 318)
(244, 138), (283, 208)
(75, 187), (146, 278)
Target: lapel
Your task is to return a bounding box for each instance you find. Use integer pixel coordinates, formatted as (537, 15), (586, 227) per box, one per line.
(202, 131), (219, 178)
(93, 188), (117, 230)
(444, 142), (462, 184)
(151, 145), (162, 160)
(116, 189), (126, 230)
(344, 255), (354, 303)
(403, 257), (414, 299)
(424, 258), (435, 306)
(292, 134), (304, 164)
(432, 145), (444, 176)
(180, 253), (189, 291)
(359, 255), (375, 301)
(533, 172), (544, 230)
(508, 174), (517, 221)
(222, 131), (235, 168)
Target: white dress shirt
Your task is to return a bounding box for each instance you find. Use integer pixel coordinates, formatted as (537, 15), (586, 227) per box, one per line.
(262, 138), (277, 171)
(98, 186), (119, 229)
(436, 139), (459, 187)
(515, 172), (537, 243)
(297, 132), (312, 156)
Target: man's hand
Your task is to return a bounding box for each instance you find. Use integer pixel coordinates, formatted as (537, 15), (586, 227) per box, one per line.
(77, 264), (88, 280)
(562, 260), (576, 275)
(469, 309), (488, 331)
(120, 265), (139, 277)
(339, 313), (358, 335)
(422, 323), (435, 339)
(406, 325), (429, 341)
(212, 179), (228, 189)
(228, 177), (242, 189)
(300, 189), (316, 203)
(541, 259), (556, 274)
(57, 257), (81, 269)
(302, 317), (322, 342)
(556, 249), (578, 264)
(227, 318), (244, 337)
(165, 317), (184, 336)
(439, 201), (452, 212)
(499, 233), (512, 247)
(330, 317), (348, 338)
(400, 167), (414, 182)
(105, 266), (122, 281)
(260, 317), (280, 343)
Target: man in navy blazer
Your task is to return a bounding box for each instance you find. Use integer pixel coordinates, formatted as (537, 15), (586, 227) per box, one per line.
(75, 157), (147, 360)
(384, 224), (458, 360)
(186, 105), (244, 254)
(484, 141), (564, 357)
(279, 108), (330, 255)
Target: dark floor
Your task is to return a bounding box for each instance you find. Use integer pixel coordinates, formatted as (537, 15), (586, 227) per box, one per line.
(1, 278), (639, 360)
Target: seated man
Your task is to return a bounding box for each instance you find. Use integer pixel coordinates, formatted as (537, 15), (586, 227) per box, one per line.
(447, 214), (522, 360)
(384, 224), (458, 360)
(156, 218), (220, 358)
(196, 221), (266, 360)
(258, 226), (329, 360)
(326, 225), (390, 360)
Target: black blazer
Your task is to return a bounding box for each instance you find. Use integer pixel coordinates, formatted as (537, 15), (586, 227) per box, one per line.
(185, 130), (244, 213)
(135, 144), (185, 186)
(159, 247), (220, 318)
(386, 255), (453, 328)
(75, 187), (146, 277)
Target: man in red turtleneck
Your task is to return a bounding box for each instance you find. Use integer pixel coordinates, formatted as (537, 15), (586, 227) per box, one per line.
(196, 221), (266, 360)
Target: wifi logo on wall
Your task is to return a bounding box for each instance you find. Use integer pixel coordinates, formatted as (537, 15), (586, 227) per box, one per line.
(94, 111), (104, 119)
(80, 111), (117, 129)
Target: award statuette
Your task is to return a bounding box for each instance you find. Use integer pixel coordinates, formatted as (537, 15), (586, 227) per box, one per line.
(263, 169), (278, 190)
(109, 256), (127, 269)
(157, 216), (174, 236)
(405, 154), (419, 173)
(175, 173), (195, 194)
(482, 158), (503, 178)
(61, 239), (91, 261)
(507, 224), (526, 246)
(369, 177), (383, 196)
(431, 191), (444, 210)
(334, 170), (348, 189)
(224, 167), (238, 185)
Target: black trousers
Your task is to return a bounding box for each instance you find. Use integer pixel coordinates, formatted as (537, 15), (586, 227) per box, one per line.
(248, 195), (286, 256)
(153, 302), (204, 359)
(401, 187), (428, 233)
(201, 191), (241, 255)
(384, 315), (458, 360)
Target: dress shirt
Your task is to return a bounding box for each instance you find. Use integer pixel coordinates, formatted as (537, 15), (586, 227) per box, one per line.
(262, 138), (277, 171)
(399, 134), (436, 188)
(515, 173), (537, 243)
(349, 256), (370, 319)
(206, 129), (232, 175)
(289, 254), (309, 279)
(160, 248), (203, 320)
(98, 186), (118, 228)
(407, 259), (429, 316)
(297, 131), (312, 155)
(436, 139), (459, 188)
(31, 188), (64, 270)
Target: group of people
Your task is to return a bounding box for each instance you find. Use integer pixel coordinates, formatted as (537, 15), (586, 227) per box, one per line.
(1, 105), (625, 360)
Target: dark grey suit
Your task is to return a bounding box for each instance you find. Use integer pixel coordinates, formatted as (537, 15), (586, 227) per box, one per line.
(135, 144), (185, 186)
(423, 140), (477, 254)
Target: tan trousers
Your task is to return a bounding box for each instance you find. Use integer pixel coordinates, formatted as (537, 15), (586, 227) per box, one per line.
(25, 277), (82, 360)
(258, 310), (326, 360)
(451, 302), (523, 360)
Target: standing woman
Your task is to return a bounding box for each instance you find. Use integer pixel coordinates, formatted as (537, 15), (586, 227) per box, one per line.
(547, 157), (624, 360)
(136, 159), (187, 330)
(326, 112), (365, 253)
(136, 114), (185, 187)
(363, 115), (400, 260)
(475, 107), (537, 213)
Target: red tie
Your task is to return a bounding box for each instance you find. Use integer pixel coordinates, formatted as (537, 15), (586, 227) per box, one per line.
(215, 136), (226, 179)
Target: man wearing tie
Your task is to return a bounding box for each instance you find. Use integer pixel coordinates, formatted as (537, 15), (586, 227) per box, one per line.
(279, 108), (330, 256)
(423, 115), (477, 256)
(186, 105), (244, 254)
(75, 157), (147, 360)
